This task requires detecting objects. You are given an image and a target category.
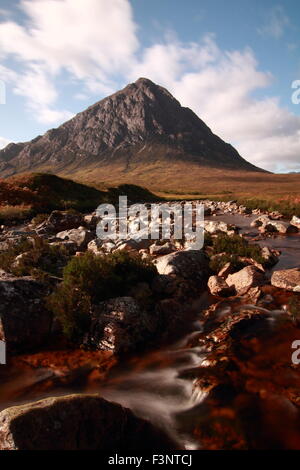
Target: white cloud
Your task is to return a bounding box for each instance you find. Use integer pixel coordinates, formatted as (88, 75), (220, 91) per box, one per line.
(127, 36), (300, 173)
(0, 0), (299, 172)
(258, 5), (290, 39)
(0, 136), (11, 149)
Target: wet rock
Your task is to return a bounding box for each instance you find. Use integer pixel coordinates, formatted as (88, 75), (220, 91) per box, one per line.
(261, 246), (279, 267)
(271, 268), (300, 292)
(56, 227), (94, 250)
(0, 394), (177, 450)
(87, 297), (158, 353)
(226, 265), (266, 294)
(208, 275), (235, 297)
(250, 215), (271, 228)
(0, 272), (52, 353)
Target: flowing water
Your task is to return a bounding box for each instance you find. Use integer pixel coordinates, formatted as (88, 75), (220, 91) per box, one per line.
(1, 213), (300, 448)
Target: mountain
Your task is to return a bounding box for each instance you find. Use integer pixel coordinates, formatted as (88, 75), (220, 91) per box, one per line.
(0, 77), (266, 182)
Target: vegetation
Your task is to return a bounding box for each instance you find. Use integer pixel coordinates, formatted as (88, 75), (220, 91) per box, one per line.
(0, 236), (70, 278)
(47, 251), (158, 342)
(208, 234), (265, 273)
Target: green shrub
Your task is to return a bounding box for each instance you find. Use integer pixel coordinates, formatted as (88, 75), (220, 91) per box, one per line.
(211, 234), (264, 263)
(47, 251), (158, 342)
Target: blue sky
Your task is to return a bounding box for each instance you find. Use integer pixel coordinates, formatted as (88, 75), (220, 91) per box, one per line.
(0, 0), (299, 172)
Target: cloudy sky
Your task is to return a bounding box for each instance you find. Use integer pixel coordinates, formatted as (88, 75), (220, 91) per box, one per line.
(0, 0), (299, 172)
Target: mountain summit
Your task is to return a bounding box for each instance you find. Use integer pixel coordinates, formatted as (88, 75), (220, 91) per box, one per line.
(0, 77), (265, 179)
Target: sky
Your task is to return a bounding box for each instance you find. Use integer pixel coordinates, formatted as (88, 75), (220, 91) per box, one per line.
(0, 0), (299, 172)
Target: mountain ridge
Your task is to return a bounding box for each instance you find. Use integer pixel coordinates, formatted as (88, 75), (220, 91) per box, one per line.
(0, 77), (267, 178)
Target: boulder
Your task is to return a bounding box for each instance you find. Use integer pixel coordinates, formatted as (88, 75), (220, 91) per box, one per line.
(226, 265), (266, 294)
(259, 220), (298, 234)
(0, 394), (176, 450)
(271, 268), (300, 292)
(208, 275), (235, 297)
(261, 246), (279, 267)
(0, 272), (52, 353)
(251, 215), (272, 228)
(87, 297), (158, 353)
(154, 250), (209, 284)
(56, 227), (94, 250)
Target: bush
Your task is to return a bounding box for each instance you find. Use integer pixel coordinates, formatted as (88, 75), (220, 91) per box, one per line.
(47, 251), (158, 342)
(0, 236), (70, 278)
(211, 234), (264, 263)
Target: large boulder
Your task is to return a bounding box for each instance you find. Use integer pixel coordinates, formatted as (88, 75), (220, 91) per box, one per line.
(271, 268), (300, 292)
(56, 227), (94, 250)
(226, 265), (266, 294)
(87, 297), (158, 353)
(154, 250), (209, 281)
(0, 394), (176, 450)
(259, 220), (298, 234)
(0, 272), (52, 353)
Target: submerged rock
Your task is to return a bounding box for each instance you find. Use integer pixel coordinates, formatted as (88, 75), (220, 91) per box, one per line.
(0, 394), (177, 450)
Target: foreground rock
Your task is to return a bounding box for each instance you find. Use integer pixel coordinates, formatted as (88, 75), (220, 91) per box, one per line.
(271, 268), (300, 292)
(0, 394), (176, 450)
(87, 297), (158, 353)
(56, 227), (94, 250)
(226, 265), (266, 294)
(0, 271), (52, 353)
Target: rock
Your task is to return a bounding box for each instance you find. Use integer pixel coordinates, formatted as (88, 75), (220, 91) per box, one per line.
(115, 240), (139, 252)
(151, 274), (177, 296)
(36, 210), (83, 235)
(226, 265), (266, 294)
(271, 268), (300, 292)
(56, 227), (94, 250)
(149, 242), (174, 256)
(250, 215), (271, 228)
(208, 275), (235, 297)
(261, 246), (279, 267)
(83, 213), (99, 230)
(290, 215), (300, 229)
(0, 273), (52, 353)
(204, 220), (238, 235)
(260, 220), (298, 234)
(0, 394), (176, 450)
(218, 262), (235, 278)
(49, 240), (77, 254)
(87, 297), (158, 353)
(154, 250), (209, 283)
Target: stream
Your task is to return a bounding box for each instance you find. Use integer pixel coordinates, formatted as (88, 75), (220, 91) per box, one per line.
(1, 213), (300, 449)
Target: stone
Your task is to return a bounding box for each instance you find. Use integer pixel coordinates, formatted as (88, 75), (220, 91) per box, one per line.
(36, 210), (83, 235)
(56, 227), (94, 250)
(271, 268), (300, 292)
(204, 220), (238, 235)
(290, 215), (300, 229)
(87, 297), (158, 353)
(208, 275), (235, 297)
(149, 242), (174, 256)
(226, 265), (266, 294)
(0, 394), (176, 450)
(154, 250), (209, 284)
(0, 272), (52, 353)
